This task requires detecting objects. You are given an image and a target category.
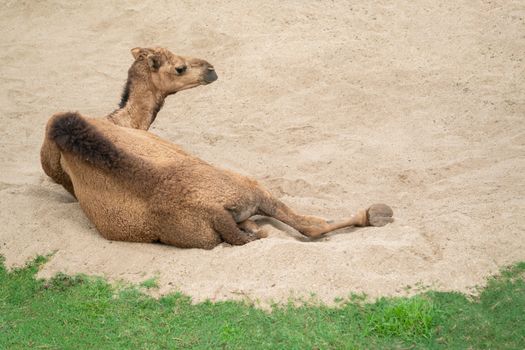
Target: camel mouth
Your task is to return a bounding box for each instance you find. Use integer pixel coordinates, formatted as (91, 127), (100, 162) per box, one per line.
(175, 82), (202, 92)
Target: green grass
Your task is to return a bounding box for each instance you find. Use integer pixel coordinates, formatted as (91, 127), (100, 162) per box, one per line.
(1, 256), (524, 349)
(139, 276), (159, 290)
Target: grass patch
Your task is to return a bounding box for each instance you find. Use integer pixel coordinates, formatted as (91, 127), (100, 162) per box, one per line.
(0, 255), (524, 349)
(364, 296), (436, 341)
(140, 276), (159, 290)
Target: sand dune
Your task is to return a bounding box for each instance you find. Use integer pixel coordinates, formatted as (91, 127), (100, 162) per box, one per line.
(1, 0), (524, 305)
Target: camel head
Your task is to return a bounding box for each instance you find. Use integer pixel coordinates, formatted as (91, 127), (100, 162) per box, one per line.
(130, 47), (218, 96)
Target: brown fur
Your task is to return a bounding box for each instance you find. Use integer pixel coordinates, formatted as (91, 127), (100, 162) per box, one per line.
(41, 48), (393, 249)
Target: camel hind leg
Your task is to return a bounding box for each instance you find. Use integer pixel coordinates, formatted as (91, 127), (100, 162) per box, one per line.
(259, 194), (393, 238)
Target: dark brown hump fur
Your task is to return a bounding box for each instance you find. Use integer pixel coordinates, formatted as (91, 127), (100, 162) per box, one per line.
(48, 112), (122, 169)
(49, 112), (136, 172)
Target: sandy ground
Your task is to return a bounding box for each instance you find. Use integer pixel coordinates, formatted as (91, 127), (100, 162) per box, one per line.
(1, 0), (524, 305)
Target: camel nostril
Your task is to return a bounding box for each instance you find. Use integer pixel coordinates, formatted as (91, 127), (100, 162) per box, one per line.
(207, 66), (215, 71)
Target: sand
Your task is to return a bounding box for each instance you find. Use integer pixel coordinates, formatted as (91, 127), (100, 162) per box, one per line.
(1, 0), (524, 305)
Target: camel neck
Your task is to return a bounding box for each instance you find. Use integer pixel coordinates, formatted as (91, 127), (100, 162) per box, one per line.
(106, 71), (167, 130)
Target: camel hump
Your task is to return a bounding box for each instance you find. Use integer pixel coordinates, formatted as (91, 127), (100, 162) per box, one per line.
(48, 112), (133, 172)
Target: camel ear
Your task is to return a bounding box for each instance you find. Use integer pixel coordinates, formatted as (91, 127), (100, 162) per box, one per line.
(131, 47), (144, 60)
(146, 54), (162, 71)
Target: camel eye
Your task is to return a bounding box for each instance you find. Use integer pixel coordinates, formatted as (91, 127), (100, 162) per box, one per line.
(175, 65), (187, 74)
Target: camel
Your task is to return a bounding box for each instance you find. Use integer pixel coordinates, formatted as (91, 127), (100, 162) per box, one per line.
(41, 47), (217, 197)
(42, 48), (394, 249)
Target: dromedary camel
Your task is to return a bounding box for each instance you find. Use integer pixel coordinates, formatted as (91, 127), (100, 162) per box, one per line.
(42, 48), (394, 249)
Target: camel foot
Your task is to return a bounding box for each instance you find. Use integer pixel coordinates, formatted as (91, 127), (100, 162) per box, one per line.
(238, 219), (269, 239)
(366, 203), (394, 227)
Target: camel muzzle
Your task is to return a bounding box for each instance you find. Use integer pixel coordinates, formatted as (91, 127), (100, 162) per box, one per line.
(204, 67), (218, 83)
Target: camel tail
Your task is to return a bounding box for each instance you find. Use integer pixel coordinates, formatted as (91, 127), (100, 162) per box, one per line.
(48, 112), (133, 172)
